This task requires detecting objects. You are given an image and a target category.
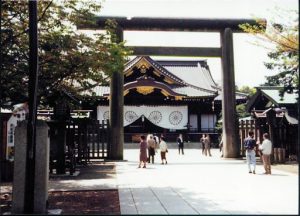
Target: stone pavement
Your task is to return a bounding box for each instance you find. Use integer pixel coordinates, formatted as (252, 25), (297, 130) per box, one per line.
(1, 148), (298, 215)
(116, 148), (299, 215)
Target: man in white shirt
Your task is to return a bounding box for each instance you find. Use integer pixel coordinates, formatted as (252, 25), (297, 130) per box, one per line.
(259, 133), (273, 175)
(159, 137), (168, 164)
(147, 135), (156, 164)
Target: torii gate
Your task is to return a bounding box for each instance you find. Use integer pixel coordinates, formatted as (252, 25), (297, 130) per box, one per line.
(92, 16), (263, 160)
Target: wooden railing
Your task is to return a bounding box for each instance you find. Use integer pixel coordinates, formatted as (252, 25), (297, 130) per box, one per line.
(239, 119), (261, 157)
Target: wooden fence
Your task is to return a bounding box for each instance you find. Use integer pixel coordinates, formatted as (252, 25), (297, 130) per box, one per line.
(49, 119), (110, 175)
(239, 119), (262, 157)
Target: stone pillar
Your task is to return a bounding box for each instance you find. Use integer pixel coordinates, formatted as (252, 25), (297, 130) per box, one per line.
(109, 28), (124, 160)
(12, 120), (49, 214)
(221, 28), (239, 158)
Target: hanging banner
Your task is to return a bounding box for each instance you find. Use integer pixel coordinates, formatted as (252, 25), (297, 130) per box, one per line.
(97, 105), (188, 129)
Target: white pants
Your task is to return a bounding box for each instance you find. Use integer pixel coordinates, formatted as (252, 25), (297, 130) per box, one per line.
(246, 150), (256, 171)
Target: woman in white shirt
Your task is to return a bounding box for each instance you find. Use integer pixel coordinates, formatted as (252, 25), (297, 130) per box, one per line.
(259, 133), (272, 174)
(159, 137), (168, 164)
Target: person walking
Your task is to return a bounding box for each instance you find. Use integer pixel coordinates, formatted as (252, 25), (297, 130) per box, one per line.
(177, 134), (184, 155)
(138, 135), (148, 168)
(147, 134), (156, 164)
(200, 134), (205, 155)
(244, 131), (257, 174)
(203, 134), (212, 156)
(153, 134), (160, 147)
(259, 133), (272, 175)
(159, 137), (168, 164)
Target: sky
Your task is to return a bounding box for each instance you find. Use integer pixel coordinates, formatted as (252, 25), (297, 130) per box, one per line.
(96, 0), (298, 87)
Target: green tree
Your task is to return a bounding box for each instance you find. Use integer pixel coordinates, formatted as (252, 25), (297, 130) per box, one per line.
(236, 104), (249, 119)
(237, 85), (256, 96)
(235, 86), (255, 119)
(239, 9), (298, 95)
(1, 0), (130, 109)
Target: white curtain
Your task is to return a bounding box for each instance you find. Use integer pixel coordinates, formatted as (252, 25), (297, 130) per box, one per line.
(97, 105), (188, 129)
(201, 114), (216, 130)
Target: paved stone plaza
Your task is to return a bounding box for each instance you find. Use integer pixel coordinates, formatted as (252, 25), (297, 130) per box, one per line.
(117, 148), (299, 215)
(1, 148), (298, 215)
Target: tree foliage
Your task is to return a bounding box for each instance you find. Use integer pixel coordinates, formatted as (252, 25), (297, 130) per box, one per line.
(1, 0), (131, 109)
(239, 9), (298, 95)
(237, 85), (256, 96)
(236, 104), (249, 119)
(235, 85), (255, 119)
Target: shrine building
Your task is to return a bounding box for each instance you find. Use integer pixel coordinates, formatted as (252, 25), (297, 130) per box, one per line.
(90, 56), (246, 142)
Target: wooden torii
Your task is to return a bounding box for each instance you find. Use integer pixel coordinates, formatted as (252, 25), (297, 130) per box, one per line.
(90, 16), (264, 160)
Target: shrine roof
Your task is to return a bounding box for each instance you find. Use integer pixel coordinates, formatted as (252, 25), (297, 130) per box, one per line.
(213, 91), (248, 101)
(125, 56), (186, 85)
(173, 86), (216, 97)
(157, 60), (218, 92)
(122, 56), (218, 98)
(87, 56), (250, 99)
(246, 86), (298, 112)
(260, 87), (298, 105)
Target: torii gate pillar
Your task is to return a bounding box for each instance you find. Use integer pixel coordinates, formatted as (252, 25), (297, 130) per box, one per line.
(109, 28), (124, 160)
(221, 28), (239, 158)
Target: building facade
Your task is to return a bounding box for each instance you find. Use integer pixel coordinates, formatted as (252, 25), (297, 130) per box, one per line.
(91, 56), (246, 142)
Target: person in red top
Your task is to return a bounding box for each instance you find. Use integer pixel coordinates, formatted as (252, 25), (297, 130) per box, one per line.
(138, 135), (148, 168)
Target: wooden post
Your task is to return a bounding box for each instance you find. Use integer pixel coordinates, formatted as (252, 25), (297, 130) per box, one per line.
(0, 0), (3, 163)
(221, 28), (239, 158)
(109, 27), (124, 160)
(24, 1), (39, 213)
(266, 109), (277, 163)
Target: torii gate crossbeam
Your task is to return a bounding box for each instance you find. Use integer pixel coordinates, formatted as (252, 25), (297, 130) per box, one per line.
(91, 16), (264, 159)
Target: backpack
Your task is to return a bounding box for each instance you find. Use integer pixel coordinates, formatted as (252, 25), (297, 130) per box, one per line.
(244, 137), (255, 150)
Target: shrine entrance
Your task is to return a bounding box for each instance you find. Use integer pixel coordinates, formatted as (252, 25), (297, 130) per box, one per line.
(85, 16), (262, 159)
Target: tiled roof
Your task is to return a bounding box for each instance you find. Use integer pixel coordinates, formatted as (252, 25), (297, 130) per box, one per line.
(125, 56), (186, 85)
(148, 58), (186, 85)
(246, 86), (298, 112)
(123, 56), (219, 98)
(173, 86), (216, 97)
(214, 92), (248, 101)
(158, 60), (218, 92)
(124, 56), (142, 71)
(260, 87), (297, 105)
(82, 86), (110, 97)
(94, 56), (227, 98)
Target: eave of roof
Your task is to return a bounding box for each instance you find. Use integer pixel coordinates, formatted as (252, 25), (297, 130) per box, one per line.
(261, 89), (297, 105)
(123, 78), (186, 97)
(284, 110), (298, 125)
(252, 109), (284, 118)
(173, 86), (217, 97)
(124, 56), (186, 85)
(246, 86), (298, 112)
